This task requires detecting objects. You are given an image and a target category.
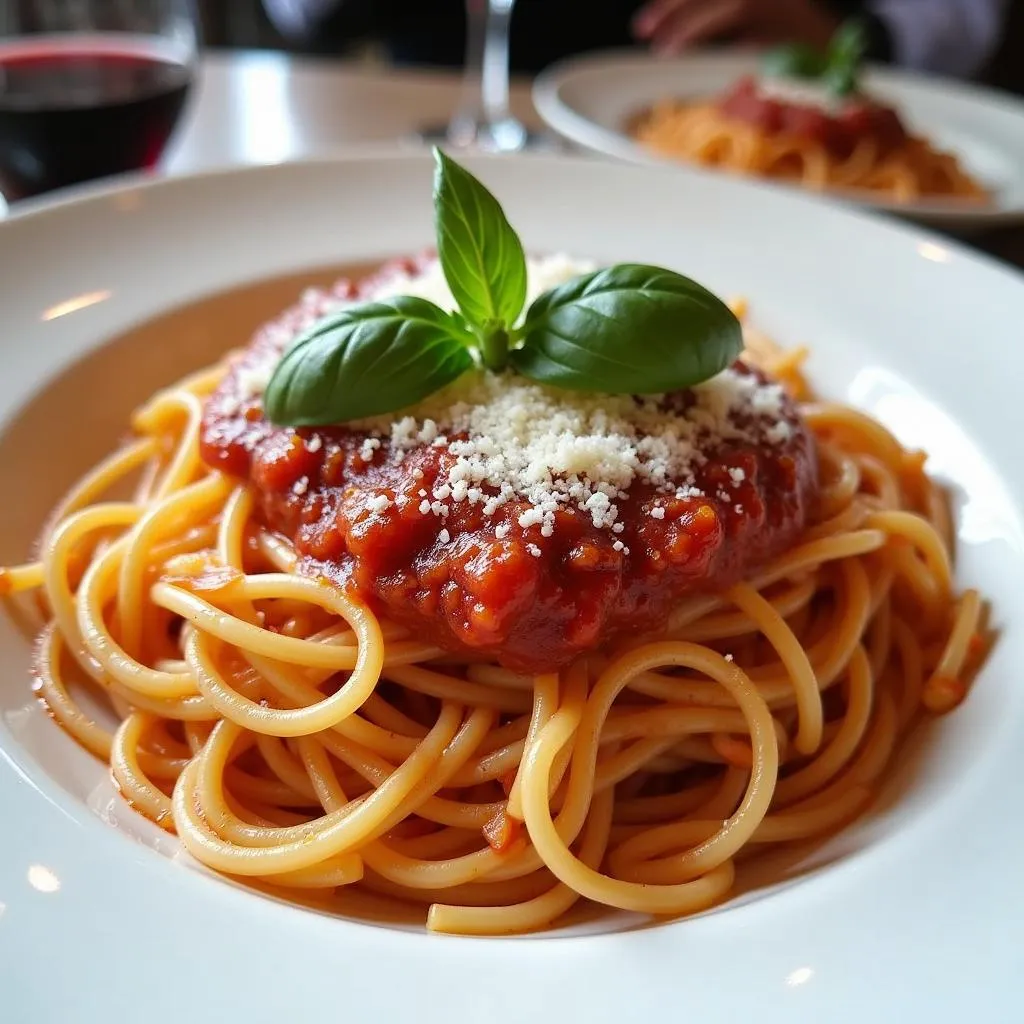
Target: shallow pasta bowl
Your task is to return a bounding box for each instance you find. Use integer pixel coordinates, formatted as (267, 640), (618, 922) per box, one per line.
(533, 50), (1024, 229)
(1, 151), (1023, 1022)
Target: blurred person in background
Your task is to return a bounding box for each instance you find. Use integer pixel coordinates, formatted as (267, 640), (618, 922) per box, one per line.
(263, 0), (1010, 80)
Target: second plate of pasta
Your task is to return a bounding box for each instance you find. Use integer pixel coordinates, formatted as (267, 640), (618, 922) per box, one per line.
(533, 50), (1024, 227)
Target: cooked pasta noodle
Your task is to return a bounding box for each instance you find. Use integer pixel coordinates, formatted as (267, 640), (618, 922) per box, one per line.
(633, 100), (986, 204)
(1, 318), (988, 936)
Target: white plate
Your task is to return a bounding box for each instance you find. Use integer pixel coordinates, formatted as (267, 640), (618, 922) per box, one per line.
(2, 152), (1023, 1022)
(533, 50), (1024, 229)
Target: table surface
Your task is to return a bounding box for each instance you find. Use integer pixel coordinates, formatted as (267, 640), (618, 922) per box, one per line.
(9, 50), (1024, 267)
(165, 51), (544, 174)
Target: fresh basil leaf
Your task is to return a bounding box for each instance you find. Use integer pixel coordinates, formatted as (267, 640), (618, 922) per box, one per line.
(824, 20), (866, 96)
(823, 63), (859, 98)
(761, 43), (827, 81)
(511, 264), (742, 395)
(263, 296), (474, 426)
(828, 19), (867, 70)
(433, 147), (527, 331)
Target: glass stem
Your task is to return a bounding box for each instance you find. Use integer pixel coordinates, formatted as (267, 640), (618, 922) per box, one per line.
(481, 0), (514, 125)
(451, 0), (488, 130)
(449, 0), (519, 144)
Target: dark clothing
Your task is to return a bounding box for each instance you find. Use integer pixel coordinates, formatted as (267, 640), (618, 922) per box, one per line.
(303, 0), (892, 73)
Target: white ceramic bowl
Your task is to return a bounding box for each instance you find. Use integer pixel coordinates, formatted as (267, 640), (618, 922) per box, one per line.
(1, 152), (1022, 1022)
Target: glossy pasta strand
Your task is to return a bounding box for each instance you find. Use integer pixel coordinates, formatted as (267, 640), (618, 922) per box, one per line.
(2, 347), (986, 935)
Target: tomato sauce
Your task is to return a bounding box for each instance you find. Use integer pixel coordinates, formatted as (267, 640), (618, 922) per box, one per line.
(200, 267), (819, 674)
(719, 76), (909, 160)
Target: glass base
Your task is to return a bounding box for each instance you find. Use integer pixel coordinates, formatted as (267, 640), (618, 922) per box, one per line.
(411, 116), (558, 154)
(416, 123), (456, 145)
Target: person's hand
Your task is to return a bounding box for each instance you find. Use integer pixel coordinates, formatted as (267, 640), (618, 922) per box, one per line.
(632, 0), (840, 56)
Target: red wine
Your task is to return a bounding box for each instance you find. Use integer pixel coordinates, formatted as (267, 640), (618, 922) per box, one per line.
(0, 43), (191, 201)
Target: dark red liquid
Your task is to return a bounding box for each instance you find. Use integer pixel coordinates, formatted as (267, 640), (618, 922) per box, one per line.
(0, 46), (191, 201)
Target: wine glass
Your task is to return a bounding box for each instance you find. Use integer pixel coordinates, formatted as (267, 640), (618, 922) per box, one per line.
(421, 0), (542, 152)
(0, 0), (199, 203)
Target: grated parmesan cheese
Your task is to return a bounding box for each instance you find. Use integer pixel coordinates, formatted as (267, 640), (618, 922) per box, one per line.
(765, 420), (793, 444)
(236, 362), (274, 399)
(359, 437), (381, 462)
(756, 76), (847, 115)
(347, 363), (794, 534)
(236, 255), (800, 537)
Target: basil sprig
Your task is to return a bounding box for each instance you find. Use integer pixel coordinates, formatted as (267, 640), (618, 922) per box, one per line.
(263, 150), (742, 427)
(762, 19), (867, 98)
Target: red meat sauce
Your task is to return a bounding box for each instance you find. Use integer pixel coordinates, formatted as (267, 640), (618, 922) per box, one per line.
(719, 76), (909, 160)
(199, 263), (819, 674)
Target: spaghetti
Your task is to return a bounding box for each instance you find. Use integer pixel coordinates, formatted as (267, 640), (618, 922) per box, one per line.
(2, 288), (987, 936)
(632, 84), (986, 204)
